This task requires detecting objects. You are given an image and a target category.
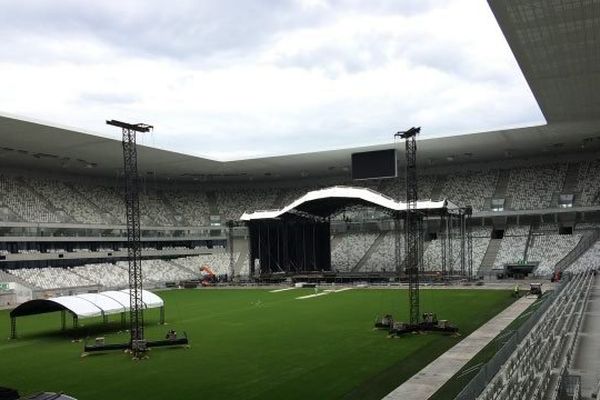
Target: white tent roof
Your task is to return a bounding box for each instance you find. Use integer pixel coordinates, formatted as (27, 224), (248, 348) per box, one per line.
(51, 295), (104, 318)
(11, 289), (165, 319)
(241, 186), (455, 221)
(99, 289), (165, 311)
(76, 293), (126, 314)
(120, 289), (164, 309)
(100, 290), (134, 309)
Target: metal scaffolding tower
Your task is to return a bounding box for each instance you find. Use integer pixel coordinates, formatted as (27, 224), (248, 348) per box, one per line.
(397, 127), (421, 326)
(107, 119), (153, 358)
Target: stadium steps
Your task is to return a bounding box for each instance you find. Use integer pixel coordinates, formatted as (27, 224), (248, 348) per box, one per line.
(493, 169), (510, 198)
(330, 235), (344, 251)
(478, 238), (502, 277)
(0, 205), (23, 222)
(157, 191), (186, 225)
(165, 259), (200, 278)
(272, 189), (288, 208)
(352, 231), (386, 272)
(523, 222), (538, 261)
(562, 162), (581, 193)
(205, 191), (220, 216)
(170, 258), (201, 277)
(63, 181), (120, 224)
(233, 238), (249, 275)
(555, 229), (600, 273)
(430, 175), (447, 201)
(16, 177), (72, 222)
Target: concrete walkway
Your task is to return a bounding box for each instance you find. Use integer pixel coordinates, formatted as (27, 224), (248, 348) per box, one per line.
(383, 296), (536, 400)
(571, 273), (600, 399)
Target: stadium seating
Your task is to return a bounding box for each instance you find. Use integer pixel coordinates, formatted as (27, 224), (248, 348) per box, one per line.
(567, 241), (600, 273)
(477, 271), (594, 400)
(173, 253), (236, 276)
(440, 170), (498, 211)
(527, 233), (582, 276)
(215, 188), (279, 221)
(378, 175), (436, 201)
(0, 175), (64, 223)
(167, 190), (210, 225)
(4, 254), (237, 290)
(493, 236), (527, 269)
(72, 263), (129, 288)
(506, 164), (567, 210)
(331, 232), (378, 271)
(31, 177), (108, 224)
(8, 266), (95, 290)
(0, 161), (597, 227)
(577, 160), (600, 206)
(364, 232), (400, 272)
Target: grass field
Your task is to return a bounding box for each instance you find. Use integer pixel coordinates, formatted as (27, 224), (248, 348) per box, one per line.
(1, 288), (515, 400)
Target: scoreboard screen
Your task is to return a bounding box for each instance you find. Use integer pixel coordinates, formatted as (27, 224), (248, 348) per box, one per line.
(351, 149), (397, 180)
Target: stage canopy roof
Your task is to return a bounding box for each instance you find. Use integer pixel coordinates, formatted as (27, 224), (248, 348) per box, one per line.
(10, 289), (164, 319)
(241, 186), (458, 220)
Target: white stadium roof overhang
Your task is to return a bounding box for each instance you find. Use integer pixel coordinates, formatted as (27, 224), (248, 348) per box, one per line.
(10, 289), (164, 319)
(241, 186), (459, 221)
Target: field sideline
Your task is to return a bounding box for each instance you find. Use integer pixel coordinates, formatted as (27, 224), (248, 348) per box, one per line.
(1, 288), (516, 400)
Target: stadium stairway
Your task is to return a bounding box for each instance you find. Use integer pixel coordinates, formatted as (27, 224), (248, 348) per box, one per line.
(271, 189), (288, 208)
(157, 191), (185, 225)
(330, 235), (343, 252)
(17, 177), (72, 223)
(64, 181), (120, 224)
(491, 169), (510, 205)
(478, 238), (502, 277)
(551, 162), (583, 207)
(205, 191), (220, 216)
(430, 175), (447, 201)
(234, 238), (249, 275)
(352, 231), (386, 272)
(556, 230), (600, 273)
(0, 205), (22, 222)
(523, 223), (537, 261)
(170, 258), (201, 276)
(562, 161), (581, 194)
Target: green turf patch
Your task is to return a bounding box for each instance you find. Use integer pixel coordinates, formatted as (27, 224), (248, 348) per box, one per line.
(0, 288), (515, 400)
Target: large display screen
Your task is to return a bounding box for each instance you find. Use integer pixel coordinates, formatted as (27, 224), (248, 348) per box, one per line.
(351, 149), (397, 180)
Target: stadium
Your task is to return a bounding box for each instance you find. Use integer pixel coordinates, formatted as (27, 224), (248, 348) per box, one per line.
(1, 0), (600, 399)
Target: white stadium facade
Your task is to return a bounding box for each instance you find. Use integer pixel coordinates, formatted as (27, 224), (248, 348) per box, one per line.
(1, 0), (600, 398)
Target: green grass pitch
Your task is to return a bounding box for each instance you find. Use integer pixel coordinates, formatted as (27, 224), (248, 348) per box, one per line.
(0, 288), (515, 400)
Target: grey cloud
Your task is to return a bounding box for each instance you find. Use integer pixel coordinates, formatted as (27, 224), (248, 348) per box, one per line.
(0, 0), (447, 66)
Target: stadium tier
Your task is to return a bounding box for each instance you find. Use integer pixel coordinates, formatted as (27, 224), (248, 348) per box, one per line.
(0, 160), (599, 228)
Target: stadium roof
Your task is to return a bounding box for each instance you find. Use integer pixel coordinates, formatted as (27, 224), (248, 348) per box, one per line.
(2, 113), (600, 183)
(1, 0), (600, 182)
(489, 0), (600, 123)
(241, 186), (455, 220)
(10, 289), (163, 319)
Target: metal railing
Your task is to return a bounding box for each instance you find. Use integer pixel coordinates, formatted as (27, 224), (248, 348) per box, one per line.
(454, 277), (570, 400)
(555, 229), (600, 273)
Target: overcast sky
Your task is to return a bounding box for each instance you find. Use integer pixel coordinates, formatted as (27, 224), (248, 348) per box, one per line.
(0, 0), (545, 160)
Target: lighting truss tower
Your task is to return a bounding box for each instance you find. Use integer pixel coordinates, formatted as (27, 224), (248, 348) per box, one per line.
(107, 119), (153, 358)
(227, 220), (236, 281)
(396, 127), (421, 326)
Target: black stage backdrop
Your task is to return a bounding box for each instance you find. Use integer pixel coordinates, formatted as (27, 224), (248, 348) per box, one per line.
(248, 216), (331, 275)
